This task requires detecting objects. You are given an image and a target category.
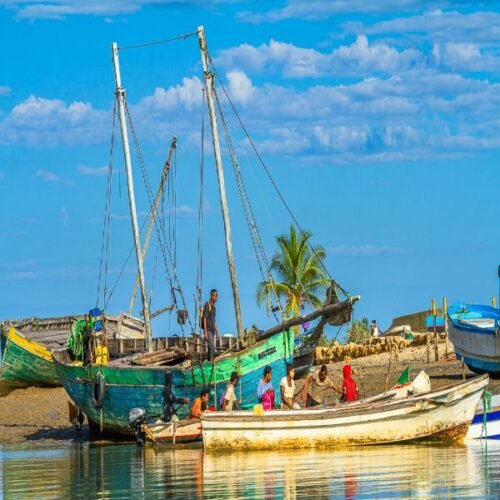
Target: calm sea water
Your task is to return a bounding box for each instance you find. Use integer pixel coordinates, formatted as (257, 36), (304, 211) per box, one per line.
(1, 441), (499, 498)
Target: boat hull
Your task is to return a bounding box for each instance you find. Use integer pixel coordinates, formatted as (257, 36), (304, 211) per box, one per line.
(466, 394), (500, 440)
(201, 375), (488, 451)
(53, 330), (294, 436)
(0, 327), (58, 386)
(447, 304), (500, 375)
(144, 420), (202, 443)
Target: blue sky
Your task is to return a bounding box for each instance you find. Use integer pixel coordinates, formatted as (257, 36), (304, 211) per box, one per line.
(0, 1), (499, 340)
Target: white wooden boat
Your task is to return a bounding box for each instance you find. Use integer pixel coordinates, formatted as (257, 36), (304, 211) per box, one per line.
(201, 375), (488, 451)
(143, 419), (202, 444)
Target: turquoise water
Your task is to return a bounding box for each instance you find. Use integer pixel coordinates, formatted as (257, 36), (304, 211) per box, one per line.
(1, 442), (500, 498)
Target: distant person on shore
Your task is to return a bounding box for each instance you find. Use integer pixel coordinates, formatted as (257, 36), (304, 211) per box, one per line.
(257, 366), (275, 410)
(222, 371), (241, 411)
(301, 365), (341, 407)
(340, 365), (358, 402)
(189, 389), (210, 419)
(202, 289), (219, 361)
(163, 372), (188, 422)
(371, 320), (379, 337)
(280, 363), (300, 409)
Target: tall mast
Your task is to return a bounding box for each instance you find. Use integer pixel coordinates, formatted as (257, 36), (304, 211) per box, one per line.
(197, 26), (244, 343)
(112, 42), (152, 352)
(129, 136), (177, 315)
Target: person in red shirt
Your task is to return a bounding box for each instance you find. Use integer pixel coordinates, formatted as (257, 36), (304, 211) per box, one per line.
(341, 365), (358, 402)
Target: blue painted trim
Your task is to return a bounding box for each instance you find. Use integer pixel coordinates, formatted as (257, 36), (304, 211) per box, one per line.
(458, 353), (500, 374)
(472, 409), (500, 425)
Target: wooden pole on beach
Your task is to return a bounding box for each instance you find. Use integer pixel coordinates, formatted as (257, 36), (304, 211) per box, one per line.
(426, 333), (430, 364)
(443, 297), (449, 360)
(432, 299), (438, 361)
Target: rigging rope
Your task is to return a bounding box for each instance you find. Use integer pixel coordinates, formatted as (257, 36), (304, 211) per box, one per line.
(119, 31), (198, 51)
(212, 86), (284, 322)
(124, 102), (195, 334)
(96, 100), (117, 308)
(195, 89), (206, 331)
(208, 55), (350, 299)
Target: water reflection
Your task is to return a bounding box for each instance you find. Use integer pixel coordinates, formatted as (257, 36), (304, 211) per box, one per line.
(1, 441), (499, 498)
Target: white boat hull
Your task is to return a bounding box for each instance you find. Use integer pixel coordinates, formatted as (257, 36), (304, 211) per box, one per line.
(202, 376), (488, 451)
(466, 394), (500, 440)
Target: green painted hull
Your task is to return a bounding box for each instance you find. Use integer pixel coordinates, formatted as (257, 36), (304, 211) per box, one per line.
(0, 331), (59, 386)
(53, 330), (294, 435)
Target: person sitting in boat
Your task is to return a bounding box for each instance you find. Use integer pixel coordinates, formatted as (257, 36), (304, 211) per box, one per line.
(257, 366), (275, 410)
(300, 365), (341, 407)
(222, 371), (241, 411)
(340, 364), (358, 402)
(163, 372), (188, 422)
(280, 363), (300, 409)
(189, 388), (210, 419)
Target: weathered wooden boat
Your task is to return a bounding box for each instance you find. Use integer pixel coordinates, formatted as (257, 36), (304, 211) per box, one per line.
(447, 303), (500, 374)
(53, 328), (295, 435)
(143, 419), (202, 444)
(201, 374), (488, 451)
(466, 392), (500, 440)
(0, 314), (144, 387)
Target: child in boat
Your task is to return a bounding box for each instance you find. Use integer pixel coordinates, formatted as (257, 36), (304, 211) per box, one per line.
(189, 388), (210, 419)
(222, 371), (241, 411)
(257, 366), (275, 410)
(341, 364), (358, 402)
(280, 363), (300, 409)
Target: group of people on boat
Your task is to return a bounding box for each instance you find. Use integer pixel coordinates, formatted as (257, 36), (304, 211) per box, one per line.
(163, 361), (359, 423)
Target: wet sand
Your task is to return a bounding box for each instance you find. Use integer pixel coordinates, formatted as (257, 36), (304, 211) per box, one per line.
(1, 342), (498, 445)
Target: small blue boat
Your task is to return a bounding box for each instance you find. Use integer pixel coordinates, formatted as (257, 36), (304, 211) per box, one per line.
(447, 303), (500, 374)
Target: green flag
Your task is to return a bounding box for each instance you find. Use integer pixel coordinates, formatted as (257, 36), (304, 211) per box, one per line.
(397, 366), (410, 385)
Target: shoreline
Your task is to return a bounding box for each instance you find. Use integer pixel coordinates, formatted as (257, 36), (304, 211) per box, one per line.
(1, 343), (498, 445)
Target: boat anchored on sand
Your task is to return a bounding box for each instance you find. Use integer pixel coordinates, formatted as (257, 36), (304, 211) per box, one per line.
(447, 303), (500, 374)
(201, 375), (489, 451)
(0, 314), (144, 387)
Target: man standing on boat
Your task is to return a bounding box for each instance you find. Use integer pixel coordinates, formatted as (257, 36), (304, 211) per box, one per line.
(300, 365), (341, 407)
(202, 289), (219, 361)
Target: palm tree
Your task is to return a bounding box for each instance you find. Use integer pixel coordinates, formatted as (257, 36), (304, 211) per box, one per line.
(257, 225), (330, 318)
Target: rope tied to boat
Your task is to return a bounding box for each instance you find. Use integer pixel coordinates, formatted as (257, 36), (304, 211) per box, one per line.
(481, 389), (492, 438)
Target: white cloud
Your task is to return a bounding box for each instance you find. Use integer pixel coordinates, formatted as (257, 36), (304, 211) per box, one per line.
(0, 85), (11, 96)
(0, 95), (107, 147)
(226, 70), (254, 104)
(239, 0), (438, 23)
(356, 10), (500, 44)
(35, 169), (73, 185)
(1, 0), (236, 20)
(60, 206), (69, 226)
(78, 165), (109, 176)
(216, 36), (423, 78)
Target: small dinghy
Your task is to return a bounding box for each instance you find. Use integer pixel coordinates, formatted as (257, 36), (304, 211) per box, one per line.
(201, 375), (488, 451)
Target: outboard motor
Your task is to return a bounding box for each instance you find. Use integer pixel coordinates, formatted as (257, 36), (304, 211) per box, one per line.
(129, 408), (146, 446)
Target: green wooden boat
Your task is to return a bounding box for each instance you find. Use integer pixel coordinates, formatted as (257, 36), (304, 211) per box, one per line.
(53, 329), (295, 435)
(1, 315), (145, 387)
(1, 326), (59, 386)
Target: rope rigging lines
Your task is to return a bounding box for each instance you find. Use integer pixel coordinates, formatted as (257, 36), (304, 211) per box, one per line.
(124, 102), (195, 334)
(208, 54), (350, 300)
